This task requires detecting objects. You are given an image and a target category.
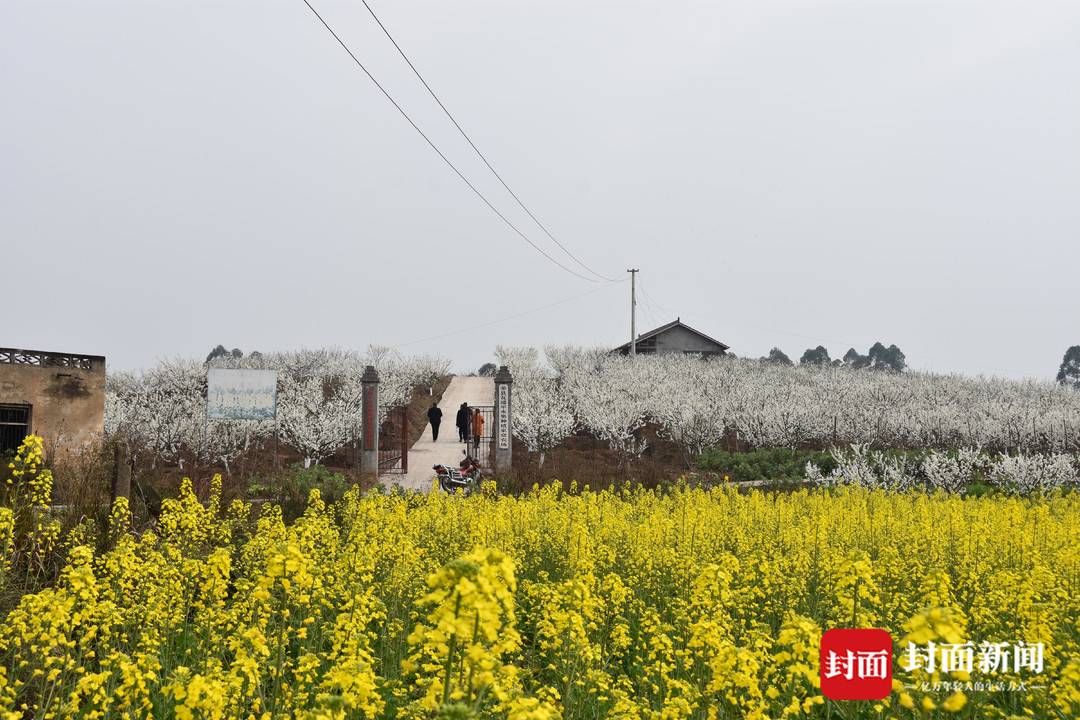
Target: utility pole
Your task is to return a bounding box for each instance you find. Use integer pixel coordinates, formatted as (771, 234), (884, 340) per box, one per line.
(627, 268), (638, 356)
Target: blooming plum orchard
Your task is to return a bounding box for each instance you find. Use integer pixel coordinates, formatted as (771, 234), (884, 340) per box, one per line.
(495, 347), (575, 465)
(105, 348), (449, 468)
(806, 446), (1079, 494)
(502, 350), (1080, 457)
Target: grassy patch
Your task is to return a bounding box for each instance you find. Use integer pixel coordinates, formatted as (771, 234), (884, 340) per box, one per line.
(694, 447), (837, 482)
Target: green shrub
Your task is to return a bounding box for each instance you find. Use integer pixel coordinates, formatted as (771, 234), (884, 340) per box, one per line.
(247, 464), (351, 519)
(694, 447), (836, 482)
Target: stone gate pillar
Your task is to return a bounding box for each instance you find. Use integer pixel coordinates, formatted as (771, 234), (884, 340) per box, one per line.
(360, 365), (380, 476)
(111, 440), (131, 502)
(493, 365), (513, 474)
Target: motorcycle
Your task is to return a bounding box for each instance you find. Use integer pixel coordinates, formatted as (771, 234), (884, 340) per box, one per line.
(434, 452), (482, 494)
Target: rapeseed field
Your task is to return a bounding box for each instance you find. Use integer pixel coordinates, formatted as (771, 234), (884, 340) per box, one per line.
(1, 437), (1077, 719)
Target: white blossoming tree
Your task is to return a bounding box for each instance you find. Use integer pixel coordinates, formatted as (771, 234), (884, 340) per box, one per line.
(805, 446), (1079, 495)
(494, 347), (575, 467)
(105, 348), (449, 470)
(500, 348), (1080, 467)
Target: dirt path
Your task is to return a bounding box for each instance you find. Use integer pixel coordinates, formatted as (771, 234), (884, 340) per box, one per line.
(382, 375), (494, 492)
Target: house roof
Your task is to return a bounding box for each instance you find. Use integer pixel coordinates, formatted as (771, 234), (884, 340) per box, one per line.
(612, 318), (730, 353)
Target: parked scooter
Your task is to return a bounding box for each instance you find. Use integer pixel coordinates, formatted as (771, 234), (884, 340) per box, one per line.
(433, 452), (482, 494)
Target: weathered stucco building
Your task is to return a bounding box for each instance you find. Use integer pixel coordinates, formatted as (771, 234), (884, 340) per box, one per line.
(0, 348), (106, 454)
(612, 319), (730, 358)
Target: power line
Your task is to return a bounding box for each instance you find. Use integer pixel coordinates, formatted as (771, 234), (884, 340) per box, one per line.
(638, 279), (675, 320)
(635, 282), (663, 328)
(395, 280), (626, 347)
(640, 278), (871, 353)
(299, 0), (598, 283)
(358, 0), (617, 283)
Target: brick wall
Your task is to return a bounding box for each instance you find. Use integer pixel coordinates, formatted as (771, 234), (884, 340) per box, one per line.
(0, 349), (106, 453)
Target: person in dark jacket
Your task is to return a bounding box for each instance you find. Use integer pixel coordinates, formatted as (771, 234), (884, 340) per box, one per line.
(456, 402), (470, 443)
(427, 402), (443, 441)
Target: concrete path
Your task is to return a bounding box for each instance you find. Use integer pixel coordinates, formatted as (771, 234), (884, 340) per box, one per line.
(382, 375), (494, 492)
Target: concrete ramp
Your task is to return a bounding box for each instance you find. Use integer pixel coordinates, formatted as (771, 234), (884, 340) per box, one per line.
(382, 375), (494, 492)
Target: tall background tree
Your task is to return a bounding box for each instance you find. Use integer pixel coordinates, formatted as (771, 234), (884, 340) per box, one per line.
(761, 348), (793, 366)
(1058, 346), (1080, 388)
(800, 346), (831, 366)
(478, 363), (497, 377)
(868, 342), (906, 372)
(206, 345), (243, 363)
(842, 343), (906, 372)
(843, 347), (868, 369)
(206, 345), (228, 363)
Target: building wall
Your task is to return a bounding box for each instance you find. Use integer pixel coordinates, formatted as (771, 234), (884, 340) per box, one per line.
(653, 326), (727, 355)
(0, 353), (106, 451)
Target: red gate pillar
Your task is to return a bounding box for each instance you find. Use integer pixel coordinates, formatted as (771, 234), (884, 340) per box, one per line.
(360, 365), (380, 476)
(401, 405), (409, 473)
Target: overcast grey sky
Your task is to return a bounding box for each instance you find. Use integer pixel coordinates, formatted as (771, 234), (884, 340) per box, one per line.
(3, 0), (1077, 378)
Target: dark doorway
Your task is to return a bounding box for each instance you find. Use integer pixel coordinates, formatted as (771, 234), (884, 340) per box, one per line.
(0, 404), (31, 455)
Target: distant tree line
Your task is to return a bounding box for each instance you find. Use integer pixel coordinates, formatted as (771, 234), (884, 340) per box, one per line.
(206, 345), (262, 364)
(761, 342), (907, 373)
(761, 343), (1080, 384)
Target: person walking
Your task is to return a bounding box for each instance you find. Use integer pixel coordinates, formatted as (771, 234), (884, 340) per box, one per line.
(471, 407), (485, 453)
(456, 402), (470, 443)
(426, 402), (443, 441)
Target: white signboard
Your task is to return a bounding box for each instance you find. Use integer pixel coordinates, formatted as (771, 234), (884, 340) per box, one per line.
(207, 368), (278, 420)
